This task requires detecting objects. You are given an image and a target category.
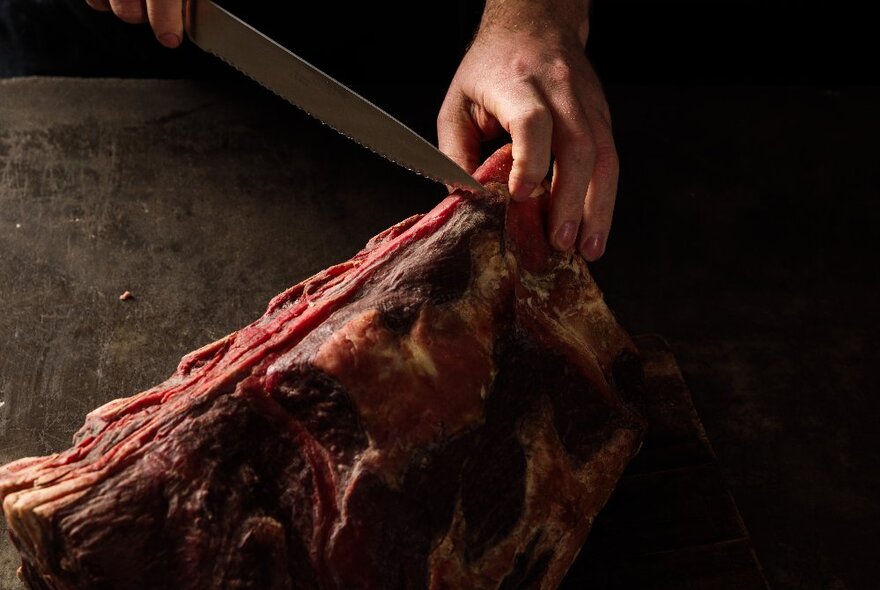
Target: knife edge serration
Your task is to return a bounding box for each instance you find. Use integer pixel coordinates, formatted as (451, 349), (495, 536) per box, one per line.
(204, 50), (460, 189)
(185, 0), (484, 193)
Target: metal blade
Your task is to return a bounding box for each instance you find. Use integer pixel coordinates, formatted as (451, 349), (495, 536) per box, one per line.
(185, 0), (483, 192)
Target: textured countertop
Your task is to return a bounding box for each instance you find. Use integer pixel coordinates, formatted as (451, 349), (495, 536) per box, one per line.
(0, 78), (877, 590)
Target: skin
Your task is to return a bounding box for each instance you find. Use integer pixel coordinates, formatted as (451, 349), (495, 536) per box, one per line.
(439, 0), (617, 260)
(85, 0), (616, 260)
(84, 0), (183, 48)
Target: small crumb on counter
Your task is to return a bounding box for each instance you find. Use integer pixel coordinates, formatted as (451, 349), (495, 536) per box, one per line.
(119, 291), (134, 301)
(15, 223), (21, 228)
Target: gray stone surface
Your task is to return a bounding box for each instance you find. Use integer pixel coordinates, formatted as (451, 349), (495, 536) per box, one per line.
(0, 77), (444, 589)
(1, 78), (878, 589)
(598, 86), (880, 590)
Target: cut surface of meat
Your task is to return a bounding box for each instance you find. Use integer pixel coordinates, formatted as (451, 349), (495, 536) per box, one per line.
(0, 145), (645, 590)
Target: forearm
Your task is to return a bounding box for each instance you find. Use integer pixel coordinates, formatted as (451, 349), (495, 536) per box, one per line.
(479, 0), (591, 47)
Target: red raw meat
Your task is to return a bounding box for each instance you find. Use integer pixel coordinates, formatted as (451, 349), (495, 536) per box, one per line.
(1, 145), (645, 589)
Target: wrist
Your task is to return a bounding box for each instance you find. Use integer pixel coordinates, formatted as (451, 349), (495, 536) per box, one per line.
(478, 0), (591, 48)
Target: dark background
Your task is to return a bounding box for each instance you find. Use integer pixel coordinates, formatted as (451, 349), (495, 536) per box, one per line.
(2, 0), (878, 134)
(1, 1), (878, 589)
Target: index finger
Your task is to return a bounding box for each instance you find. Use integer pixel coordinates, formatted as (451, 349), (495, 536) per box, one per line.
(477, 81), (554, 202)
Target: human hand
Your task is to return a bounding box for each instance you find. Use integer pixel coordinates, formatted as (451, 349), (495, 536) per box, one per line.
(438, 0), (617, 261)
(84, 0), (184, 48)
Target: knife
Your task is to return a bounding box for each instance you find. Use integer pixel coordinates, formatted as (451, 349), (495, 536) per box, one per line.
(184, 0), (484, 192)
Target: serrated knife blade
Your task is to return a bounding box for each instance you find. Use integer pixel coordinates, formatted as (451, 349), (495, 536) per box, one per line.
(184, 0), (483, 192)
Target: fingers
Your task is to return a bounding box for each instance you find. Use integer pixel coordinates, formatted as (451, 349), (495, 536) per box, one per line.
(147, 0), (184, 48)
(549, 110), (619, 259)
(578, 114), (619, 261)
(492, 86), (553, 202)
(437, 93), (483, 174)
(438, 39), (618, 259)
(89, 0), (183, 48)
(542, 59), (617, 258)
(107, 0), (146, 23)
(85, 0), (111, 11)
(547, 111), (595, 251)
(483, 70), (612, 255)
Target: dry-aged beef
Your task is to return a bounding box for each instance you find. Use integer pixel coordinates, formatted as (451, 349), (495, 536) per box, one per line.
(0, 145), (645, 590)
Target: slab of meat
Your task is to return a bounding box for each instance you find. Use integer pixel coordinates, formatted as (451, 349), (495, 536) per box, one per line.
(0, 145), (645, 590)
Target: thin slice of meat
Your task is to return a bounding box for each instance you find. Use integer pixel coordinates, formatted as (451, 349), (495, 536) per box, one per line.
(0, 145), (645, 590)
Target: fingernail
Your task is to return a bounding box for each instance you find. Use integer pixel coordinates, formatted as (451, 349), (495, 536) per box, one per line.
(581, 233), (606, 260)
(159, 33), (181, 48)
(555, 222), (578, 251)
(512, 182), (536, 201)
(528, 184), (545, 199)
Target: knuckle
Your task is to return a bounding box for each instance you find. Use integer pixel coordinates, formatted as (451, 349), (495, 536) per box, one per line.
(569, 125), (593, 145)
(563, 125), (595, 159)
(512, 105), (551, 130)
(593, 148), (620, 179)
(509, 57), (534, 80)
(547, 59), (576, 86)
(510, 168), (542, 187)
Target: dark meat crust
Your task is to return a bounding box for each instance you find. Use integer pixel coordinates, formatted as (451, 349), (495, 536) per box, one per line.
(1, 145), (644, 590)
